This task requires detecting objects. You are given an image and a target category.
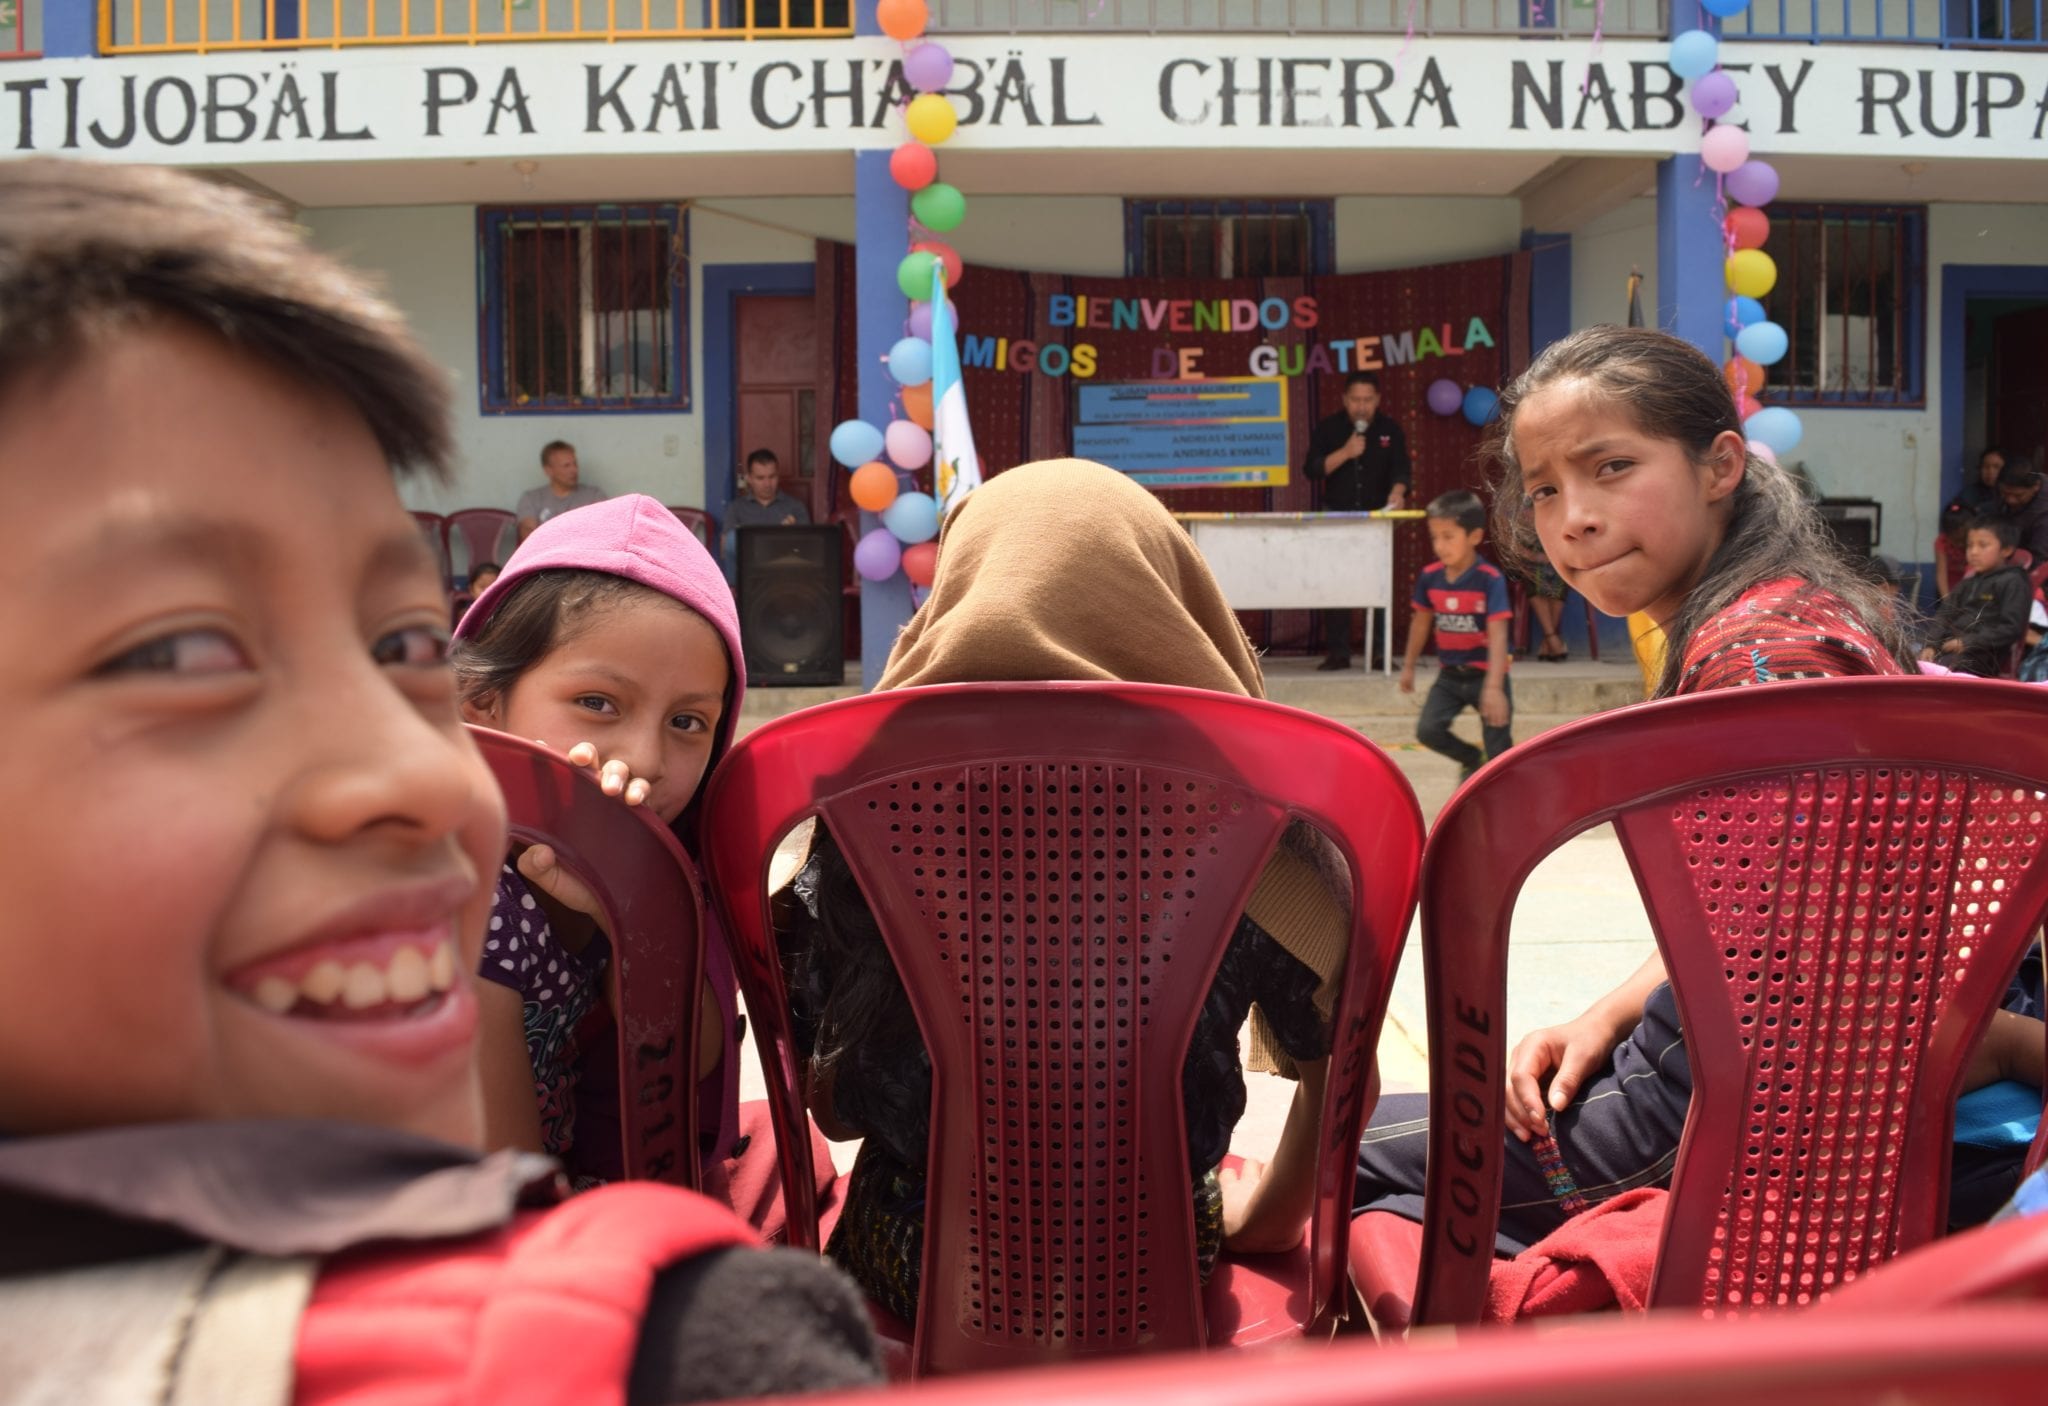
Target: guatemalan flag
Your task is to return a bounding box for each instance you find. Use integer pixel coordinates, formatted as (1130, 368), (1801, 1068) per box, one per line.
(930, 262), (982, 517)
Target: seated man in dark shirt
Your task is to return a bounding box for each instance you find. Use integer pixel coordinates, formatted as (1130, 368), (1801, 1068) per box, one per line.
(1302, 371), (1411, 669)
(721, 447), (811, 578)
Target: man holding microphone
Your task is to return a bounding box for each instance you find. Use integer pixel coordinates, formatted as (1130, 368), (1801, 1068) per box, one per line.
(1303, 370), (1411, 670)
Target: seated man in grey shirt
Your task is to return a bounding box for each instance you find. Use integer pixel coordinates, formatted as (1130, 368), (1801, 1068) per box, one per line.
(721, 448), (810, 575)
(516, 439), (606, 540)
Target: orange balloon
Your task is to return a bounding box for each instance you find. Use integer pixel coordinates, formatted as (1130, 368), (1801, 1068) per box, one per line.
(876, 0), (928, 41)
(901, 381), (934, 429)
(901, 541), (939, 587)
(1723, 356), (1766, 398)
(849, 461), (900, 513)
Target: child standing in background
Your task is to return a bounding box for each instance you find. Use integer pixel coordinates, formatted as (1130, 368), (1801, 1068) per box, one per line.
(1400, 489), (1514, 781)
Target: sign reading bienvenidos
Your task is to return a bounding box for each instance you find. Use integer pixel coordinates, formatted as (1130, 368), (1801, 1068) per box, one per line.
(2, 38), (2044, 163)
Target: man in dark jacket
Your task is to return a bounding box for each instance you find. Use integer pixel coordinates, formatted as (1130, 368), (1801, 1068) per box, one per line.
(1302, 371), (1411, 670)
(1996, 460), (2048, 564)
(1923, 516), (2034, 677)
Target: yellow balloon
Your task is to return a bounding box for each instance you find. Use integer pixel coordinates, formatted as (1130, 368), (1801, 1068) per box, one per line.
(905, 93), (958, 146)
(1725, 249), (1777, 300)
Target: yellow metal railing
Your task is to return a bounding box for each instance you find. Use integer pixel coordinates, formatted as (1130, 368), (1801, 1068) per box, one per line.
(99, 0), (852, 54)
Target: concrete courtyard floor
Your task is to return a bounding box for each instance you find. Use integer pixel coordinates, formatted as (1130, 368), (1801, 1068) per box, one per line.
(732, 654), (1659, 1173)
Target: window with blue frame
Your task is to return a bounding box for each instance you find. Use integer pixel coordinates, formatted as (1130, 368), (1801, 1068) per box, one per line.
(479, 204), (689, 414)
(1124, 199), (1334, 279)
(1761, 204), (1925, 407)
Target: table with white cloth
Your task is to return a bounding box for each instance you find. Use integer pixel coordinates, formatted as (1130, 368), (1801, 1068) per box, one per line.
(1175, 511), (1425, 675)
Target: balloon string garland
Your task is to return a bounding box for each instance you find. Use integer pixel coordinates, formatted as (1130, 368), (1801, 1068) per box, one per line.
(1668, 4), (1800, 464)
(844, 0), (962, 595)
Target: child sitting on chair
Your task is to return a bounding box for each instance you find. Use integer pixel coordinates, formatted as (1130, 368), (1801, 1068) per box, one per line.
(774, 459), (1353, 1322)
(1920, 515), (2032, 677)
(0, 158), (875, 1402)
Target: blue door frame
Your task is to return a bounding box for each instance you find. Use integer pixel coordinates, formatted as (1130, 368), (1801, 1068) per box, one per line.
(701, 262), (817, 543)
(1941, 264), (2048, 501)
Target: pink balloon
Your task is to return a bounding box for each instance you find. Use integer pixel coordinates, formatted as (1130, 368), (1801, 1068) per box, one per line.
(885, 418), (932, 469)
(1700, 123), (1750, 174)
(1746, 438), (1778, 467)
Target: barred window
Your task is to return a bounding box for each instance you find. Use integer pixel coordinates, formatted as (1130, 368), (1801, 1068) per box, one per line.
(480, 204), (688, 414)
(1125, 200), (1333, 279)
(1761, 205), (1925, 406)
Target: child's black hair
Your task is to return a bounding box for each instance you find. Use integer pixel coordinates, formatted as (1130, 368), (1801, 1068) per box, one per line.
(1969, 515), (2021, 552)
(1996, 460), (2042, 490)
(1424, 490), (1487, 533)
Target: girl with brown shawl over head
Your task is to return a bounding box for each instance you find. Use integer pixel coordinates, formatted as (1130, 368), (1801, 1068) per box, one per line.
(777, 459), (1351, 1322)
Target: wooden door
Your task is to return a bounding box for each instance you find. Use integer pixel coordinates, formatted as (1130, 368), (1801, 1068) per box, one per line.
(1991, 305), (2048, 472)
(735, 293), (823, 519)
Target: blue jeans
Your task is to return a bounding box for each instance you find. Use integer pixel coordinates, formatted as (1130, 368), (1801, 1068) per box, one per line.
(1416, 667), (1513, 772)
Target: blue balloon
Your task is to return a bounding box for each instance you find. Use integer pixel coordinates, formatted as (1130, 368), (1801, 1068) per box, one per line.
(1461, 386), (1500, 427)
(887, 336), (933, 387)
(881, 490), (941, 545)
(829, 418), (884, 469)
(1744, 406), (1804, 457)
(1668, 29), (1719, 81)
(1723, 295), (1765, 341)
(1736, 320), (1789, 367)
(1700, 0), (1751, 15)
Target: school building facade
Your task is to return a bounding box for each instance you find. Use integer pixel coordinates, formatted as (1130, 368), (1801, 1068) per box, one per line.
(5, 1), (2044, 659)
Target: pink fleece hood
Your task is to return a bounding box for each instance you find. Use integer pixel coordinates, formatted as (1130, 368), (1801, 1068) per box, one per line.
(455, 494), (745, 765)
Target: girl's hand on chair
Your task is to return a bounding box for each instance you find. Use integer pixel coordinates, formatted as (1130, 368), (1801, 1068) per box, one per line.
(1220, 1158), (1307, 1254)
(515, 843), (606, 924)
(563, 741), (653, 808)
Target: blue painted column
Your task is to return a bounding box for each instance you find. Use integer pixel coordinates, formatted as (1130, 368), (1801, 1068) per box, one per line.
(1520, 229), (1571, 356)
(1654, 15), (1722, 358)
(43, 0), (97, 55)
(852, 0), (913, 688)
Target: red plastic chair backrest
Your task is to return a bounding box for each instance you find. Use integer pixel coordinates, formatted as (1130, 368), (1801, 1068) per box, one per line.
(411, 510), (451, 585)
(1821, 1204), (2048, 1311)
(701, 682), (1423, 1374)
(470, 727), (704, 1188)
(668, 506), (717, 553)
(1408, 677), (2048, 1324)
(447, 508), (519, 581)
(763, 1305), (2048, 1406)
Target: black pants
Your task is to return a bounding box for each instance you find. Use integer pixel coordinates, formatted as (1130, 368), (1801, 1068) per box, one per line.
(1416, 667), (1513, 771)
(1322, 608), (1361, 664)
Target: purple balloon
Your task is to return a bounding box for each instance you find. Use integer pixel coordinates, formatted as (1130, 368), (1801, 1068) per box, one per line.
(1724, 159), (1780, 208)
(1691, 70), (1739, 120)
(907, 302), (934, 340)
(903, 43), (954, 95)
(1425, 378), (1464, 416)
(854, 528), (903, 582)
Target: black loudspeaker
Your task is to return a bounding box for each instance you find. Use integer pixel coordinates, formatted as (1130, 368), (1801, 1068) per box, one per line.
(737, 525), (844, 687)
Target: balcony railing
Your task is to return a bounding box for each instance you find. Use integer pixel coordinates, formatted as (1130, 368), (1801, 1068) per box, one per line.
(99, 0), (852, 54)
(926, 0), (1666, 36)
(3, 0), (41, 58)
(1723, 0), (2042, 46)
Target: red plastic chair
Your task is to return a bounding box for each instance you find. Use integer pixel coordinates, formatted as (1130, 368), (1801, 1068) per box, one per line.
(762, 1306), (2048, 1406)
(700, 682), (1424, 1375)
(1820, 1206), (2048, 1310)
(447, 507), (519, 584)
(471, 727), (706, 1188)
(411, 510), (451, 586)
(1351, 676), (2048, 1329)
(668, 506), (718, 557)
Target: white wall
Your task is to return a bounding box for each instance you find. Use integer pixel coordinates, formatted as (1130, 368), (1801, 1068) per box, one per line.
(1570, 198), (1656, 333)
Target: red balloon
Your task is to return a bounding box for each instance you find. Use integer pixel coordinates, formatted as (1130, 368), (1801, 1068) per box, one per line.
(1725, 206), (1770, 252)
(901, 541), (939, 587)
(1737, 392), (1764, 420)
(912, 239), (962, 289)
(890, 142), (937, 191)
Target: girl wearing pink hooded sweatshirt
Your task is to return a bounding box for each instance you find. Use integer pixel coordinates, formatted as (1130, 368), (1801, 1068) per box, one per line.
(453, 494), (814, 1227)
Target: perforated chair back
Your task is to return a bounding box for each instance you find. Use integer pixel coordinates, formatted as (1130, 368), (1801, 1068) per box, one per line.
(471, 727), (705, 1187)
(1406, 677), (2048, 1324)
(702, 683), (1422, 1374)
(411, 511), (451, 586)
(448, 507), (519, 584)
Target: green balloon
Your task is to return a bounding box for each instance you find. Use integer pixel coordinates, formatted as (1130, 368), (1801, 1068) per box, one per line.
(897, 249), (942, 301)
(911, 182), (967, 234)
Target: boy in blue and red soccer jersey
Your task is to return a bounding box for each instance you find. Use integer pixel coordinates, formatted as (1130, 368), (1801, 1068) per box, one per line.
(1400, 490), (1514, 781)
